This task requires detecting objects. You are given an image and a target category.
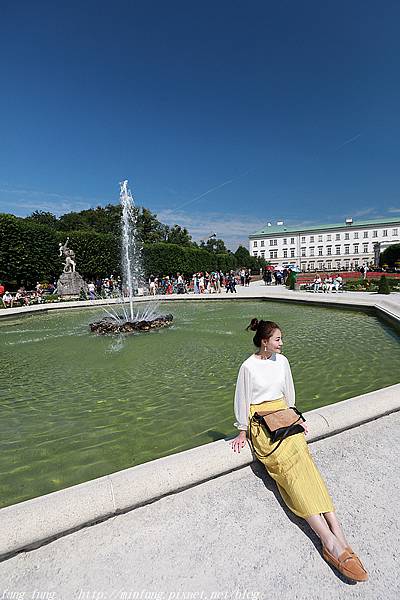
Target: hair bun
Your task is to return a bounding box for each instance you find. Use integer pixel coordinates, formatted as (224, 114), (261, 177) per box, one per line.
(246, 318), (259, 332)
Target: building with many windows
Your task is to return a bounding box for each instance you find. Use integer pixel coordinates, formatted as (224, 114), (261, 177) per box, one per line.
(249, 217), (400, 271)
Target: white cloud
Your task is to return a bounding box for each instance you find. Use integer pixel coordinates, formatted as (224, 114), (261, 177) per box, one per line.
(0, 185), (104, 217)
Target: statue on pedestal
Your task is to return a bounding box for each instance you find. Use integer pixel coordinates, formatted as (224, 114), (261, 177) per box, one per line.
(56, 238), (88, 298)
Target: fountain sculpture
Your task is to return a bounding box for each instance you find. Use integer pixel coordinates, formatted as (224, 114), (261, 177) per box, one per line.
(57, 237), (88, 298)
(90, 180), (173, 334)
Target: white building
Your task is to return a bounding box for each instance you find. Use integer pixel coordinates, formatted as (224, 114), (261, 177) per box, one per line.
(249, 217), (400, 271)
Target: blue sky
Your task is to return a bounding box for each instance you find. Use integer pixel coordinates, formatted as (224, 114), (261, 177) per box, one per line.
(1, 0), (400, 249)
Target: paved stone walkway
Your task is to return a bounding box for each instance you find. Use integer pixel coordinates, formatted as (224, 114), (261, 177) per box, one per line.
(1, 412), (399, 600)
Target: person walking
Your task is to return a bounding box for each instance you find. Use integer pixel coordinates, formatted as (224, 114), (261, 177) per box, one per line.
(231, 319), (368, 583)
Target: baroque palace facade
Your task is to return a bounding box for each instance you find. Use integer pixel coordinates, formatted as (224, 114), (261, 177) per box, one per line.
(249, 217), (400, 271)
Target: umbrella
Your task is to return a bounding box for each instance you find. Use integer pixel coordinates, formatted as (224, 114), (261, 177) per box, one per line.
(288, 265), (301, 273)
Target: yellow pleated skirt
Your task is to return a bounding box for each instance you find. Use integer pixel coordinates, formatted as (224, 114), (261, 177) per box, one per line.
(249, 399), (335, 518)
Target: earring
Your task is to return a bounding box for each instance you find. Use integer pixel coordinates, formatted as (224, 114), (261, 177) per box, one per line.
(264, 345), (267, 352)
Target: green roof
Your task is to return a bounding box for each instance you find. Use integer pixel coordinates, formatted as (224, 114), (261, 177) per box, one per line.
(249, 216), (400, 237)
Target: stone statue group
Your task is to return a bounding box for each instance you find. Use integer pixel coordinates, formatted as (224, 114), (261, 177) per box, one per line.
(59, 238), (76, 273)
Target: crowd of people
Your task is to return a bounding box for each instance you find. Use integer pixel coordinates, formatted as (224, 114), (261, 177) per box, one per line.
(262, 267), (292, 285)
(148, 269), (252, 295)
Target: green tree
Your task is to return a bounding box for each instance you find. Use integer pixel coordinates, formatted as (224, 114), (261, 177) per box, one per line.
(0, 214), (59, 286)
(25, 210), (58, 229)
(380, 243), (400, 270)
(377, 274), (390, 294)
(201, 238), (228, 254)
(166, 225), (192, 246)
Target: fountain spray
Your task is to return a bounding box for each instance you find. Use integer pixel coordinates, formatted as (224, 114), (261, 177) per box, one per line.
(120, 179), (141, 321)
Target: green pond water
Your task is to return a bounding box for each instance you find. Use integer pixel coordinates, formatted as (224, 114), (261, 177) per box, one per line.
(0, 299), (399, 508)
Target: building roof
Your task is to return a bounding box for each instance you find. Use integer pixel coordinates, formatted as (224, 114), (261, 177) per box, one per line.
(249, 216), (400, 237)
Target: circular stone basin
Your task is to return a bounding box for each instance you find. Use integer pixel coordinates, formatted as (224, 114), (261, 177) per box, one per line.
(0, 299), (399, 508)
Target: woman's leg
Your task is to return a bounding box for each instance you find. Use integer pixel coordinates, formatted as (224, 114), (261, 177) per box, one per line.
(322, 512), (349, 548)
(305, 514), (346, 559)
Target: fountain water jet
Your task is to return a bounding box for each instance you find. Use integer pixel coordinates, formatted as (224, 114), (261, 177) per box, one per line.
(89, 179), (173, 335)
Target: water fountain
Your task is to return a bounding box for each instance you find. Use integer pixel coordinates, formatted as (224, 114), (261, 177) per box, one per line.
(90, 180), (173, 334)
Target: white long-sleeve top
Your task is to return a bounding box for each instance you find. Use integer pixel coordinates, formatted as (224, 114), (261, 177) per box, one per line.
(234, 353), (296, 430)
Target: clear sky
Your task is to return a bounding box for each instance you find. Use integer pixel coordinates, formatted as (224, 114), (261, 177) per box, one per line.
(1, 0), (400, 248)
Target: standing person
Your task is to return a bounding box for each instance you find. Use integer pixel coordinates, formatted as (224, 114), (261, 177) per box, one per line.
(240, 268), (246, 286)
(262, 269), (268, 286)
(231, 319), (368, 583)
(245, 269), (251, 286)
(193, 273), (199, 294)
(88, 281), (96, 300)
(199, 273), (205, 294)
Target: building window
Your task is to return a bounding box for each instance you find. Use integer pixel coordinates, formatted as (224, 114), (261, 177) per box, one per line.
(336, 233), (340, 240)
(260, 250), (265, 258)
(363, 243), (368, 253)
(345, 232), (349, 240)
(283, 249), (288, 258)
(335, 245), (340, 255)
(327, 246), (332, 255)
(274, 239), (277, 246)
(373, 230), (378, 237)
(318, 246), (323, 256)
(383, 229), (388, 237)
(310, 236), (314, 243)
(354, 244), (359, 254)
(283, 238), (287, 245)
(363, 231), (368, 238)
(269, 239), (274, 246)
(327, 261), (332, 269)
(301, 236), (306, 243)
(327, 234), (331, 241)
(301, 247), (306, 257)
(344, 245), (350, 255)
(354, 259), (359, 266)
(318, 235), (323, 242)
(310, 247), (315, 257)
(253, 251), (258, 256)
(393, 228), (398, 236)
(318, 261), (323, 269)
(354, 232), (359, 239)
(309, 262), (315, 270)
(260, 240), (264, 247)
(253, 241), (258, 247)
(290, 237), (295, 244)
(290, 248), (295, 258)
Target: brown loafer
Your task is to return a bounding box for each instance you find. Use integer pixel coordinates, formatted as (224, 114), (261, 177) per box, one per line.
(345, 547), (368, 573)
(322, 546), (368, 582)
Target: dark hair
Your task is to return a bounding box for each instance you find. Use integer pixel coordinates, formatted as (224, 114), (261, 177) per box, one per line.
(246, 318), (281, 348)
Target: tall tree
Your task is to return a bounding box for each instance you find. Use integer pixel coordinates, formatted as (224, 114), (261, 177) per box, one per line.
(25, 210), (58, 229)
(166, 225), (192, 246)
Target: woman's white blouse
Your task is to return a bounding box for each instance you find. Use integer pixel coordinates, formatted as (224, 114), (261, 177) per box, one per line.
(234, 353), (296, 430)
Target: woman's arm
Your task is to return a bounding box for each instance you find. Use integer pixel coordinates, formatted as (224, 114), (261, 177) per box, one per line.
(231, 364), (251, 453)
(283, 356), (296, 407)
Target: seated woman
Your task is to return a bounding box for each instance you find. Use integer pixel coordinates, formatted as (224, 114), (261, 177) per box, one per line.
(231, 319), (368, 583)
(2, 291), (13, 308)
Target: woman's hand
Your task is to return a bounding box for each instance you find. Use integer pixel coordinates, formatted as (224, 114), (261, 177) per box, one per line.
(231, 430), (247, 453)
(301, 422), (309, 435)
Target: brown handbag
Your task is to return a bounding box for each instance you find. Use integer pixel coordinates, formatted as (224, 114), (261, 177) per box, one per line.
(250, 406), (305, 458)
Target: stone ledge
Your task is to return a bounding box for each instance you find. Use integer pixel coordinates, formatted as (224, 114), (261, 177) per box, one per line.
(0, 382), (399, 561)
